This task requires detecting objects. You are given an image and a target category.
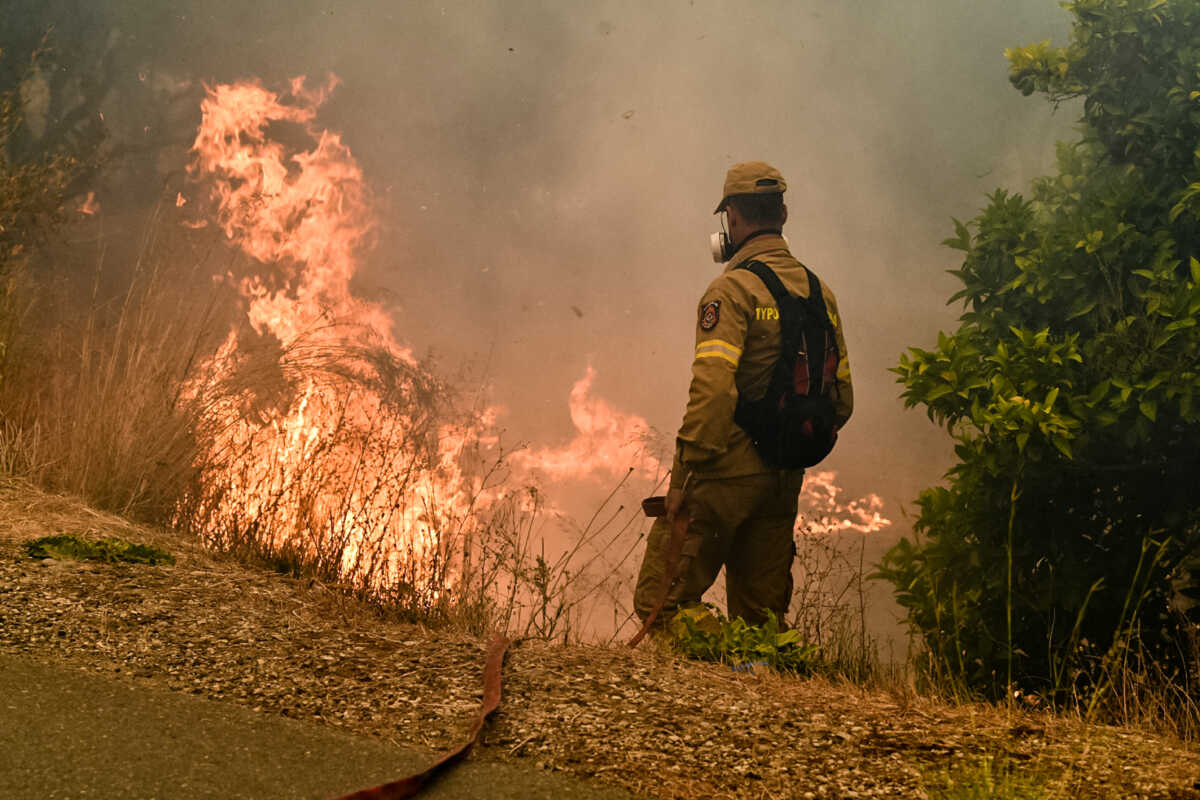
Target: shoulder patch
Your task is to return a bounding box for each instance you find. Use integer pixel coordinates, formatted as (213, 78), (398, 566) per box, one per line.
(699, 299), (721, 331)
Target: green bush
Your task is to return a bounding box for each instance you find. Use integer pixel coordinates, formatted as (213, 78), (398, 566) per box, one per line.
(878, 0), (1200, 706)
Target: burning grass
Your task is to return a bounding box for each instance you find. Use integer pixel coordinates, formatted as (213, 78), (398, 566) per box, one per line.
(0, 221), (628, 642)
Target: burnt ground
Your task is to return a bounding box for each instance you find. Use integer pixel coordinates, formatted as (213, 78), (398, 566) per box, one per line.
(2, 476), (1199, 800)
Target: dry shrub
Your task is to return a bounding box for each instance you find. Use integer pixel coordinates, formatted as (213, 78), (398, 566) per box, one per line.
(789, 527), (883, 683)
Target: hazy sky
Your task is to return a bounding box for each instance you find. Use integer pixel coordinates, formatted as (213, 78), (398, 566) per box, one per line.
(21, 0), (1080, 554)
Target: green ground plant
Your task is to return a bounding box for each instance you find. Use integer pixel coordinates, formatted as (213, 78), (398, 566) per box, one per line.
(877, 0), (1200, 725)
(24, 533), (174, 565)
(668, 605), (821, 674)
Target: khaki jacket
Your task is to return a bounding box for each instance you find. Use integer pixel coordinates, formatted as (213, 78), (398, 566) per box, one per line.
(670, 233), (853, 488)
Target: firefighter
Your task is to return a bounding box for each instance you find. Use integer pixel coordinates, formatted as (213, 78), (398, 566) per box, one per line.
(633, 161), (854, 628)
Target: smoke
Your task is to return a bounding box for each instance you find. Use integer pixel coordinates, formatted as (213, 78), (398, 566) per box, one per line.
(13, 0), (1078, 640)
(318, 0), (1075, 529)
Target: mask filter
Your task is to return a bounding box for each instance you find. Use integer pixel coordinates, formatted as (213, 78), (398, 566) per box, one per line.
(710, 231), (733, 263)
(710, 211), (734, 262)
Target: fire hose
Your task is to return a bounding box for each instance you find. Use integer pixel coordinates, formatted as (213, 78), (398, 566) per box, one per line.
(331, 635), (510, 800)
(333, 495), (678, 797)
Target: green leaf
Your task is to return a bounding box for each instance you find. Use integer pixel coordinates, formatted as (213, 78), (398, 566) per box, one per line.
(886, 0), (1200, 699)
(1067, 301), (1097, 320)
(775, 630), (801, 647)
(1051, 436), (1072, 458)
(926, 385), (954, 402)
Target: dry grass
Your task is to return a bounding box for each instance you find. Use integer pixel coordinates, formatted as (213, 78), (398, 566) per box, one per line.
(0, 218), (647, 643)
(789, 526), (886, 684)
(2, 214), (228, 520)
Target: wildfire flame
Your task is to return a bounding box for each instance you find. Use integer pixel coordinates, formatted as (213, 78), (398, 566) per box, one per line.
(797, 470), (891, 535)
(189, 75), (398, 349)
(511, 366), (665, 484)
(78, 191), (100, 216)
(183, 76), (480, 597)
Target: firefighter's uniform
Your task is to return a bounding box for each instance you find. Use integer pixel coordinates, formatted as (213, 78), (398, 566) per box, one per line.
(634, 162), (853, 627)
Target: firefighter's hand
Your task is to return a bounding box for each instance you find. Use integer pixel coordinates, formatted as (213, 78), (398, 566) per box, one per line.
(666, 487), (685, 523)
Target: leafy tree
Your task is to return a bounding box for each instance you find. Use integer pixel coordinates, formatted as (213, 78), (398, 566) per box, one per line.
(878, 0), (1200, 703)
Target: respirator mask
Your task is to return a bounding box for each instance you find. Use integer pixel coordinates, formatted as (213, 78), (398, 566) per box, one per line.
(710, 211), (734, 263)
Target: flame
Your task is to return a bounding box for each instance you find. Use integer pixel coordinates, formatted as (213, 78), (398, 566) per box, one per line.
(511, 365), (665, 483)
(182, 75), (480, 598)
(188, 75), (398, 349)
(797, 470), (891, 535)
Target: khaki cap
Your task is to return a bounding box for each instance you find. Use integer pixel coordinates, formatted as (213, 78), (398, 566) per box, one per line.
(714, 161), (787, 213)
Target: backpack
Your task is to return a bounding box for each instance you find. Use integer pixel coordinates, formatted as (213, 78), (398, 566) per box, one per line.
(732, 259), (840, 469)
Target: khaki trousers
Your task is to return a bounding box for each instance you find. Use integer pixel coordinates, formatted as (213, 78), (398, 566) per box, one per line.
(633, 472), (801, 628)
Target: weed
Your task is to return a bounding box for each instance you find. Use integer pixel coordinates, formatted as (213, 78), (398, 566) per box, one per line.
(24, 533), (175, 565)
(789, 524), (888, 683)
(669, 606), (820, 673)
(924, 755), (1058, 800)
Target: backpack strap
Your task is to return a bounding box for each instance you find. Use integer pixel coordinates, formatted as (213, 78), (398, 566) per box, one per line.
(804, 268), (827, 318)
(734, 258), (832, 395)
(734, 259), (791, 309)
(733, 259), (827, 316)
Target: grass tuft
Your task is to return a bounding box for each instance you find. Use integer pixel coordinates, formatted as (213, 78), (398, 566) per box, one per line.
(924, 756), (1059, 800)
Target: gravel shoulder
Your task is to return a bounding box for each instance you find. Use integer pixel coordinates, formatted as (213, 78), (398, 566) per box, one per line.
(2, 477), (1199, 800)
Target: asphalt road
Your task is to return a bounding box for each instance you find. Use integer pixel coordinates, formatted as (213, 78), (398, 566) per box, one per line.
(0, 653), (636, 800)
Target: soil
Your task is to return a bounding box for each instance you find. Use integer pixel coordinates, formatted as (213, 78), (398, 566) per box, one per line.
(2, 476), (1199, 800)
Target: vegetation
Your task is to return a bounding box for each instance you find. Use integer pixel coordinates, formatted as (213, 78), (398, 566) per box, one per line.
(668, 605), (821, 674)
(0, 44), (95, 391)
(878, 0), (1200, 723)
(923, 756), (1056, 800)
(24, 532), (174, 565)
